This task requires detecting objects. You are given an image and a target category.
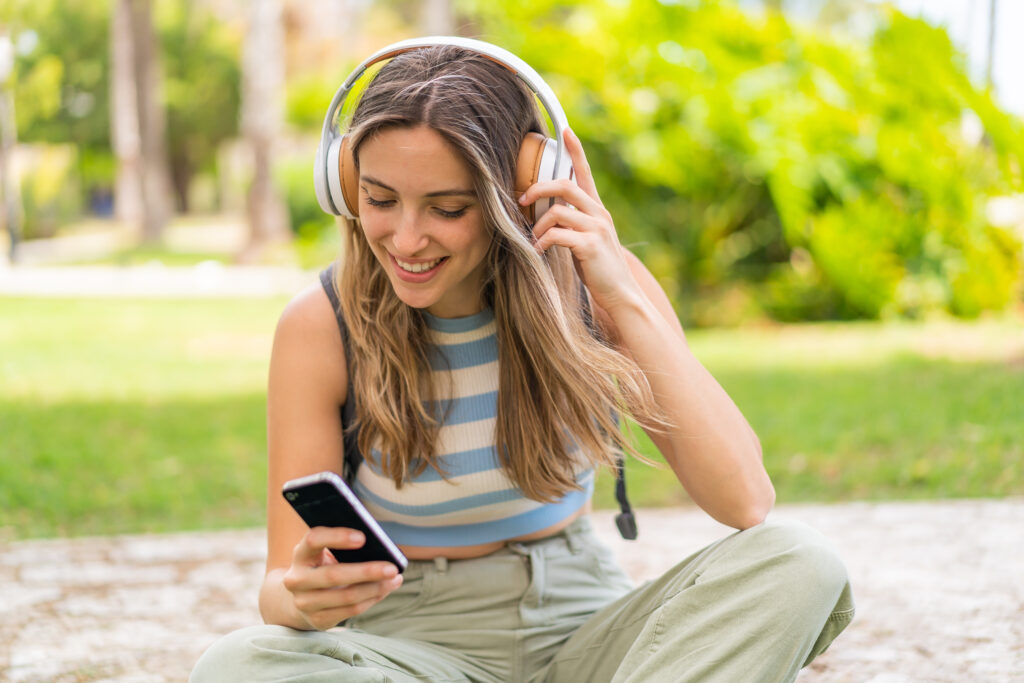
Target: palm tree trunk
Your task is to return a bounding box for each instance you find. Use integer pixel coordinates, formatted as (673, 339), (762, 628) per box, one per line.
(241, 0), (290, 258)
(111, 0), (144, 231)
(110, 0), (170, 244)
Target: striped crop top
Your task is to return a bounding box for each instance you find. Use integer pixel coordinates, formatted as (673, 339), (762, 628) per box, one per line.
(348, 307), (594, 547)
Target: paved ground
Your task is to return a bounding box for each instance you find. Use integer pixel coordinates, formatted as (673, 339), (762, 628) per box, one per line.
(2, 500), (1022, 682)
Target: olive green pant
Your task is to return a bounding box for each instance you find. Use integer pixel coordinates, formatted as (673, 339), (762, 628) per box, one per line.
(191, 516), (854, 682)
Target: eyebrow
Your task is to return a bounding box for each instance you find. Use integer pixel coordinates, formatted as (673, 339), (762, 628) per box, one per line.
(361, 176), (475, 198)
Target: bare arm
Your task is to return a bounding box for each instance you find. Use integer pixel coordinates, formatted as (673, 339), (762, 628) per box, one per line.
(260, 284), (402, 629)
(595, 250), (773, 529)
(524, 129), (774, 530)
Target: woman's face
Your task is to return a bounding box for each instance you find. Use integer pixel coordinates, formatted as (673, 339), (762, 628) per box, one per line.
(357, 125), (491, 319)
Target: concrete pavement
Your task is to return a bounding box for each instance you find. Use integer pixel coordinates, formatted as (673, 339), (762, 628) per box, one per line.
(1, 500), (1022, 682)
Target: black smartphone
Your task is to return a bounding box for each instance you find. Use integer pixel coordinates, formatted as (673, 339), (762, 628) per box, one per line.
(282, 471), (408, 573)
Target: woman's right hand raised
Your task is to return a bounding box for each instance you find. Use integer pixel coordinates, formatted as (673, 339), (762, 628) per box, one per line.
(282, 526), (404, 631)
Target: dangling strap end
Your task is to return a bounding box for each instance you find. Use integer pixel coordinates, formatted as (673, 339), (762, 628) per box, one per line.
(614, 511), (638, 541)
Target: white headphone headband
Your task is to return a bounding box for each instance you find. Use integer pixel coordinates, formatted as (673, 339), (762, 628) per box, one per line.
(314, 36), (571, 216)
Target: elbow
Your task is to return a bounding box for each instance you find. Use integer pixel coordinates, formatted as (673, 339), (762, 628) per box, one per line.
(735, 478), (776, 530)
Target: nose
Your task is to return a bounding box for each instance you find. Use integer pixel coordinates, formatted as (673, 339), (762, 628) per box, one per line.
(390, 209), (430, 256)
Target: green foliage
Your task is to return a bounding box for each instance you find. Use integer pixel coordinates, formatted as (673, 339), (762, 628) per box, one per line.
(16, 144), (82, 239)
(274, 156), (335, 237)
(4, 0), (242, 213)
(158, 0), (242, 210)
(2, 0), (112, 150)
(465, 0), (1024, 324)
(287, 72), (349, 132)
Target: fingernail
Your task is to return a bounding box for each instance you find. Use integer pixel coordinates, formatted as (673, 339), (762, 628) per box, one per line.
(518, 194), (528, 205)
(349, 531), (364, 545)
(383, 564), (397, 577)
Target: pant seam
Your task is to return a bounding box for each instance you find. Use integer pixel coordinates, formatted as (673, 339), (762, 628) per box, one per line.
(827, 607), (855, 623)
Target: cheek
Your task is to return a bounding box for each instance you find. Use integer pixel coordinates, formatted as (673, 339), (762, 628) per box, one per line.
(359, 220), (389, 257)
(450, 220), (490, 259)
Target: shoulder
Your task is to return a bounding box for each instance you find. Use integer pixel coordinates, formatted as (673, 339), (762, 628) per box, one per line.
(270, 282), (348, 406)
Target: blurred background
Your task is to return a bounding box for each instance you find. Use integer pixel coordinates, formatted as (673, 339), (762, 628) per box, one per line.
(0, 0), (1021, 540)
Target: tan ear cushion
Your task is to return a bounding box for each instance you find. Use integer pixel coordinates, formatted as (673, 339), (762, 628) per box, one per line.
(515, 132), (548, 224)
(339, 135), (360, 217)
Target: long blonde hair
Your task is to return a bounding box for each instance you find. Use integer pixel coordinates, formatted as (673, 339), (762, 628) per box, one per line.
(335, 45), (665, 501)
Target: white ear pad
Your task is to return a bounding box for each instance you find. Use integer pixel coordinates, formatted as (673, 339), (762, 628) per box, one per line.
(326, 136), (354, 219)
(533, 137), (574, 224)
(314, 137), (337, 215)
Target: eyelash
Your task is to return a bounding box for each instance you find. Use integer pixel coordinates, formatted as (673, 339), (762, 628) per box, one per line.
(364, 196), (468, 219)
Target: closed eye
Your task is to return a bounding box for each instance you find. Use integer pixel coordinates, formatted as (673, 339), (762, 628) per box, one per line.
(364, 196), (394, 208)
(435, 206), (468, 219)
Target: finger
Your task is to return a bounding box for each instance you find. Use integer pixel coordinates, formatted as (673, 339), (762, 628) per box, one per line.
(294, 574), (402, 614)
(519, 177), (601, 216)
(532, 204), (605, 243)
(323, 560), (399, 587)
(564, 128), (601, 203)
(304, 585), (397, 631)
(535, 226), (592, 254)
(287, 560), (397, 592)
(293, 527), (365, 566)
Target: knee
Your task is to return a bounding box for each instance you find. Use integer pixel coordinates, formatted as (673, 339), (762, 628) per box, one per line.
(743, 518), (851, 607)
(190, 625), (300, 683)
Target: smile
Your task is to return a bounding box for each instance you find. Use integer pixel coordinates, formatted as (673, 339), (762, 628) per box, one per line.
(389, 254), (450, 283)
(394, 256), (446, 273)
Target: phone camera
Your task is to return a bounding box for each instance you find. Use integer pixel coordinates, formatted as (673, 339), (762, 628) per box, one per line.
(285, 492), (297, 501)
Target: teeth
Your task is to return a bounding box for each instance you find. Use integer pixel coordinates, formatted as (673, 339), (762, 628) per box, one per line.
(395, 257), (443, 273)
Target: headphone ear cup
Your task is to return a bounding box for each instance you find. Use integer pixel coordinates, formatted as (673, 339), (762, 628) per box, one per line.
(339, 136), (360, 218)
(326, 135), (360, 219)
(515, 132), (548, 225)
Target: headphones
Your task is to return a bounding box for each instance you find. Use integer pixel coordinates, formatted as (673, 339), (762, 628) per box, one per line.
(313, 36), (574, 225)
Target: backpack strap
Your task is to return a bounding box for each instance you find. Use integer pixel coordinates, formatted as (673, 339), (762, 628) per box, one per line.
(577, 281), (638, 540)
(318, 264), (637, 539)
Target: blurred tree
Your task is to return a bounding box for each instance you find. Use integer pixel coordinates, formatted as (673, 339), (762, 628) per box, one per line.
(421, 0), (454, 34)
(241, 0), (290, 256)
(0, 30), (22, 260)
(464, 0), (1024, 324)
(110, 0), (171, 243)
(159, 0), (241, 212)
(2, 0), (114, 218)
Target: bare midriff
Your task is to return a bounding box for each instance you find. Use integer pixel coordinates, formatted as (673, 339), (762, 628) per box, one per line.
(397, 500), (592, 560)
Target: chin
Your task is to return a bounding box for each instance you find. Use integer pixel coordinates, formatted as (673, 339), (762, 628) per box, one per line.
(389, 284), (437, 311)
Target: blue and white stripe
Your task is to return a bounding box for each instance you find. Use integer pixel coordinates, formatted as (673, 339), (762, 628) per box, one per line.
(352, 307), (593, 547)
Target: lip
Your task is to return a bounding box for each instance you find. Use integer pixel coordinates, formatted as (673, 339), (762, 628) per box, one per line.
(388, 253), (448, 283)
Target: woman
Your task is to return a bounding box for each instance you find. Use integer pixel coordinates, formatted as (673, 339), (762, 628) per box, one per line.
(192, 39), (853, 682)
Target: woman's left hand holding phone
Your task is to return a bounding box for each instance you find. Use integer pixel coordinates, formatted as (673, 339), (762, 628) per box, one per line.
(281, 526), (403, 631)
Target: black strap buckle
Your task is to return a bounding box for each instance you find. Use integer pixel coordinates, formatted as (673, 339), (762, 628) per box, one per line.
(614, 511), (638, 540)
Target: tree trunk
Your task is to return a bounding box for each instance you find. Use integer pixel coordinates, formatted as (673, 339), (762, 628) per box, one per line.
(110, 0), (170, 244)
(129, 0), (171, 244)
(421, 0), (454, 35)
(985, 0), (998, 90)
(110, 0), (144, 231)
(0, 87), (21, 264)
(241, 0), (289, 258)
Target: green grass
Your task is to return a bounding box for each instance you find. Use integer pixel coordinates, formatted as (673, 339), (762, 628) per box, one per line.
(0, 297), (288, 539)
(593, 319), (1024, 508)
(1, 297), (1021, 539)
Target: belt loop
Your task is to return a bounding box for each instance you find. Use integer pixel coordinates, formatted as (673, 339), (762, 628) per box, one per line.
(433, 556), (448, 574)
(565, 529), (584, 554)
(507, 542), (529, 556)
(564, 518), (587, 554)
